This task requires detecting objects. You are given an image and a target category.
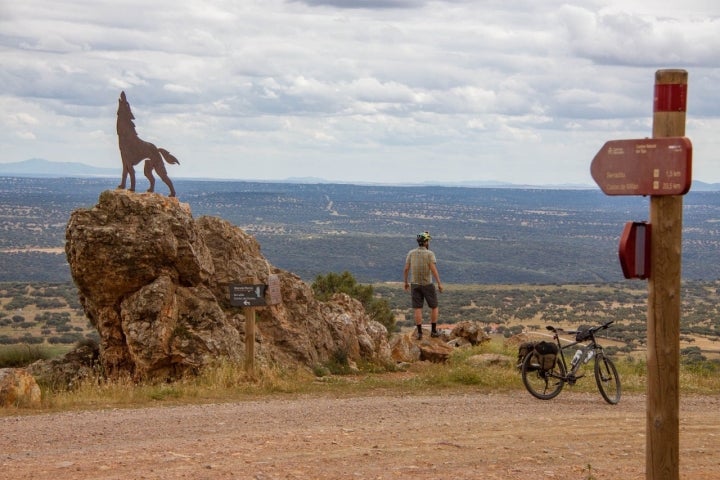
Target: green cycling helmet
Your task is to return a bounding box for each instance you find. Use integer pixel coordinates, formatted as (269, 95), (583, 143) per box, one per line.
(416, 231), (431, 243)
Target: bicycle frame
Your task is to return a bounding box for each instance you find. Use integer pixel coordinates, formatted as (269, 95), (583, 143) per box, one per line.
(554, 333), (599, 382)
(521, 320), (621, 404)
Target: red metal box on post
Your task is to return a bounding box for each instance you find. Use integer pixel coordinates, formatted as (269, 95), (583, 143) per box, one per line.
(618, 221), (651, 279)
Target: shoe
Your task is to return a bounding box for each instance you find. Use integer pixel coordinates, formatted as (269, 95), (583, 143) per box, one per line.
(416, 331), (423, 340)
(430, 331), (440, 338)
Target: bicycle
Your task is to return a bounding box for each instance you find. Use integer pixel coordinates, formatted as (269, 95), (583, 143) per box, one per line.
(521, 320), (621, 405)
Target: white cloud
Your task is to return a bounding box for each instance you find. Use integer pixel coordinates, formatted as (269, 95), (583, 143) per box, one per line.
(560, 5), (720, 67)
(0, 0), (718, 185)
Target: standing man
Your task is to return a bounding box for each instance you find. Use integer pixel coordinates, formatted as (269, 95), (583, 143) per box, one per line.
(403, 231), (443, 339)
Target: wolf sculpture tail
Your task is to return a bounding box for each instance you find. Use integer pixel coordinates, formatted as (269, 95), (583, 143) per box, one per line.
(158, 148), (180, 165)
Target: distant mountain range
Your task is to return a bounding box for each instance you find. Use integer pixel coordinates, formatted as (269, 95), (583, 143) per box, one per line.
(0, 158), (116, 177)
(2, 158), (720, 191)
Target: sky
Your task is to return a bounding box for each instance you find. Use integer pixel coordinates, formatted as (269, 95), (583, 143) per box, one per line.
(1, 0), (719, 186)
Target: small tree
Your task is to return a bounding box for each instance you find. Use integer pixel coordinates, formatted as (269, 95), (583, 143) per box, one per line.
(312, 271), (396, 334)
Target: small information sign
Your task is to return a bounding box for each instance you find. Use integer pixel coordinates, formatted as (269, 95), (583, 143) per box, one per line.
(590, 137), (692, 196)
(266, 274), (282, 305)
(229, 284), (266, 307)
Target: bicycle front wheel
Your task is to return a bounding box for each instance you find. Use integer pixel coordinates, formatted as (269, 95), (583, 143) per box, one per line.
(521, 352), (566, 400)
(594, 353), (621, 404)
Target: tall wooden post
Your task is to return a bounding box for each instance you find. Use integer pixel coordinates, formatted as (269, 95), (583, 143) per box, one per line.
(244, 307), (256, 376)
(647, 69), (687, 480)
(244, 277), (258, 378)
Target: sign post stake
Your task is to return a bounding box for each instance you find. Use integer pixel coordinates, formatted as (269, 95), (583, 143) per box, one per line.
(647, 69), (687, 480)
(244, 276), (259, 378)
(229, 275), (281, 379)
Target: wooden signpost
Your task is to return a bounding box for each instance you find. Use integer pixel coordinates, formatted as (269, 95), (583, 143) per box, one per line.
(591, 69), (689, 480)
(646, 70), (687, 480)
(229, 274), (282, 377)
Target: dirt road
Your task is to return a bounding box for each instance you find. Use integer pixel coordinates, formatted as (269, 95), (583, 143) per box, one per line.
(1, 392), (718, 479)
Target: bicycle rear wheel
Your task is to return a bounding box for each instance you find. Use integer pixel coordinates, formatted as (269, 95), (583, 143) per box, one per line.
(521, 352), (566, 400)
(594, 353), (621, 404)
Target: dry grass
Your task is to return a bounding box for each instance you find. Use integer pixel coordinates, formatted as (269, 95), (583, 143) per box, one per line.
(42, 361), (318, 412)
(25, 338), (718, 414)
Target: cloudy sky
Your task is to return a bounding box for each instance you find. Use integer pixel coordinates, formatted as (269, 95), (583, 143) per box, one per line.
(1, 0), (718, 185)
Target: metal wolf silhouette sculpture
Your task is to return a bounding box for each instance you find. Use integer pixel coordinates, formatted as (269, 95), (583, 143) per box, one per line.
(116, 91), (179, 197)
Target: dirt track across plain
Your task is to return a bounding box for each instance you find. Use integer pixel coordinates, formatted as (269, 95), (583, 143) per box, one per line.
(1, 392), (718, 480)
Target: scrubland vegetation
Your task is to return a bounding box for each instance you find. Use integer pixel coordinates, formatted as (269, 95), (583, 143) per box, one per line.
(1, 277), (717, 412)
(376, 281), (720, 360)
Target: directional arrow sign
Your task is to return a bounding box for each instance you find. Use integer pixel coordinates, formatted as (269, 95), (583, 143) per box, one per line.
(591, 137), (692, 196)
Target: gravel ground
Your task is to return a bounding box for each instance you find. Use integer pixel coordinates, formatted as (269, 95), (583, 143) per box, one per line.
(1, 392), (718, 480)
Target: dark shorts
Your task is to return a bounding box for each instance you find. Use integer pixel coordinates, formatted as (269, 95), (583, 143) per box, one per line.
(411, 284), (438, 309)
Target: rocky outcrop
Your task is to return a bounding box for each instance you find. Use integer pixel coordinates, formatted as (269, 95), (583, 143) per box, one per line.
(448, 321), (490, 346)
(390, 333), (424, 364)
(504, 333), (532, 348)
(0, 368), (41, 408)
(390, 321), (490, 363)
(29, 340), (100, 390)
(62, 190), (391, 381)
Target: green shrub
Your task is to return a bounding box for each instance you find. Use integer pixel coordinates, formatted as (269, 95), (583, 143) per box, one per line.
(312, 271), (396, 334)
(681, 346), (707, 364)
(324, 348), (353, 375)
(0, 344), (52, 367)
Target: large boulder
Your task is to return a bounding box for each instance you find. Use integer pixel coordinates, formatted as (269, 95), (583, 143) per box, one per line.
(451, 321), (491, 346)
(390, 332), (453, 363)
(390, 332), (423, 363)
(0, 368), (41, 408)
(62, 190), (391, 381)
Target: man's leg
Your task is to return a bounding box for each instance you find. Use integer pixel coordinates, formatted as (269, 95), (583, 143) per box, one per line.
(430, 307), (439, 336)
(414, 308), (423, 338)
(425, 284), (439, 337)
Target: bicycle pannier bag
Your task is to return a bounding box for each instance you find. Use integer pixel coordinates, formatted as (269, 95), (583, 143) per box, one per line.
(517, 341), (537, 367)
(534, 341), (559, 370)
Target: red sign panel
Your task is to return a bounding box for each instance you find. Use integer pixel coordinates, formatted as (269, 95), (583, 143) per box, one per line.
(591, 137), (692, 196)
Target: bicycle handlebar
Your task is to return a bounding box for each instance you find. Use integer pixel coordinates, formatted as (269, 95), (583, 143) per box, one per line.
(545, 320), (614, 335)
(591, 320), (614, 333)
